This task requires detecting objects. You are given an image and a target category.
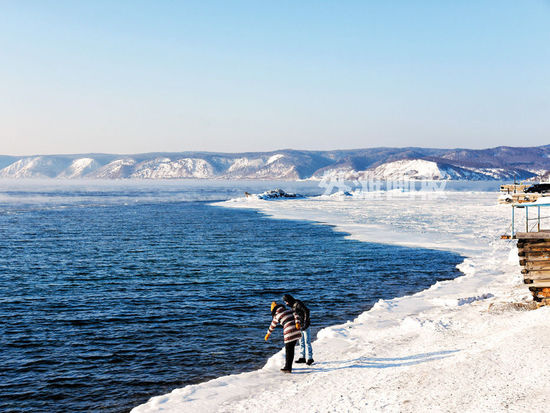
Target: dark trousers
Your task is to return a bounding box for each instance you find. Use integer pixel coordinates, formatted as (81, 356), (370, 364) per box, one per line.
(284, 340), (298, 371)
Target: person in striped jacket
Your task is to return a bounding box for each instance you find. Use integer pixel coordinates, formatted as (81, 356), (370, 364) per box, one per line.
(264, 301), (302, 373)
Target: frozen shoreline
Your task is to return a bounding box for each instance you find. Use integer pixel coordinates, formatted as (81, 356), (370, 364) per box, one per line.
(133, 192), (550, 412)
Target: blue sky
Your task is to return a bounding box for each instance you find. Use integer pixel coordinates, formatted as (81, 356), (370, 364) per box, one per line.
(1, 0), (549, 155)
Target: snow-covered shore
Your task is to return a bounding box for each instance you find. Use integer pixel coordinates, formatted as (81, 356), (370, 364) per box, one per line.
(133, 192), (550, 412)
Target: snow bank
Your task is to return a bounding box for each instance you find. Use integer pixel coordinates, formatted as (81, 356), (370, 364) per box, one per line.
(132, 192), (550, 413)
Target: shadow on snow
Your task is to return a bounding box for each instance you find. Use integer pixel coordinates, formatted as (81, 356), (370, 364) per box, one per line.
(291, 350), (460, 374)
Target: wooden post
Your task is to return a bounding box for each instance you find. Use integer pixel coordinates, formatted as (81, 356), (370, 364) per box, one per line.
(512, 206), (515, 237)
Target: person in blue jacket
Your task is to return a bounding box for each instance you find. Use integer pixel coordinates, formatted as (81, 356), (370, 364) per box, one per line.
(283, 294), (314, 365)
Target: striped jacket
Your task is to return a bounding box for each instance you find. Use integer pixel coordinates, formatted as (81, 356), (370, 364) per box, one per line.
(267, 307), (302, 343)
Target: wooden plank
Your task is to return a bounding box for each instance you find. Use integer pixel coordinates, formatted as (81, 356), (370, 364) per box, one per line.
(524, 273), (550, 281)
(515, 232), (550, 240)
(524, 262), (550, 271)
(528, 281), (550, 288)
(518, 239), (550, 249)
(525, 278), (550, 284)
(518, 259), (550, 266)
(522, 269), (550, 276)
(517, 240), (550, 248)
(520, 252), (550, 262)
(517, 237), (550, 243)
(518, 247), (550, 254)
(520, 259), (550, 267)
(518, 236), (550, 241)
(519, 254), (550, 260)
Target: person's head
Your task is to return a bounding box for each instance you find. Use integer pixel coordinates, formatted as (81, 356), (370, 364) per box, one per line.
(282, 294), (295, 306)
(271, 301), (284, 317)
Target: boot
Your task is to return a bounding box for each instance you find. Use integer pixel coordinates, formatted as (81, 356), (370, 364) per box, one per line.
(280, 368), (292, 373)
(306, 359), (314, 365)
(295, 358), (306, 363)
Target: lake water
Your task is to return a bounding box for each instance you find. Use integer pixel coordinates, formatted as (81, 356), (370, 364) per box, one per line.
(0, 181), (467, 412)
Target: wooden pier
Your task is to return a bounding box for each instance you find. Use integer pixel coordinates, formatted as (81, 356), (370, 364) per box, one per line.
(507, 199), (550, 303)
(516, 232), (550, 302)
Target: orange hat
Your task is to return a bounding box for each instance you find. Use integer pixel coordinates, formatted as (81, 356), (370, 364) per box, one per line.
(270, 301), (277, 312)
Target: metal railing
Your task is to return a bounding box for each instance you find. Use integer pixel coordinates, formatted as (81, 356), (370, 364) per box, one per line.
(510, 202), (550, 238)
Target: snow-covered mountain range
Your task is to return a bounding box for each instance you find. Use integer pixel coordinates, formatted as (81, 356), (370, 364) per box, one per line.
(0, 145), (548, 180)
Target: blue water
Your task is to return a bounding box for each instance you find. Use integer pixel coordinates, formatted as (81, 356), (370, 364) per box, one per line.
(0, 181), (465, 412)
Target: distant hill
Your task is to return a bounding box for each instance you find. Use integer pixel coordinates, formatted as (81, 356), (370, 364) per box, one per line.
(0, 145), (548, 180)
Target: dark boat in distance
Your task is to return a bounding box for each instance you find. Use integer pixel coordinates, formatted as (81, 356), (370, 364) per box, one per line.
(244, 189), (303, 200)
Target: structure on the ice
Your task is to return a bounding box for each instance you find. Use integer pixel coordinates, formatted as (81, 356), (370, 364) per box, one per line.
(506, 199), (550, 303)
(498, 183), (550, 204)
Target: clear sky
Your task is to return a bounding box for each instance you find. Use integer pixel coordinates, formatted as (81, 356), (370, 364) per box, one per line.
(1, 0), (549, 155)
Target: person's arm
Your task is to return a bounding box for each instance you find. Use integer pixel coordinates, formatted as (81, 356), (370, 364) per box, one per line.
(292, 307), (301, 330)
(298, 301), (310, 328)
(265, 314), (278, 340)
(303, 305), (310, 327)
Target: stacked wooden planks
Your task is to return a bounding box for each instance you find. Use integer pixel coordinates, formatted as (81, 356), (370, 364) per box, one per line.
(517, 232), (550, 302)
